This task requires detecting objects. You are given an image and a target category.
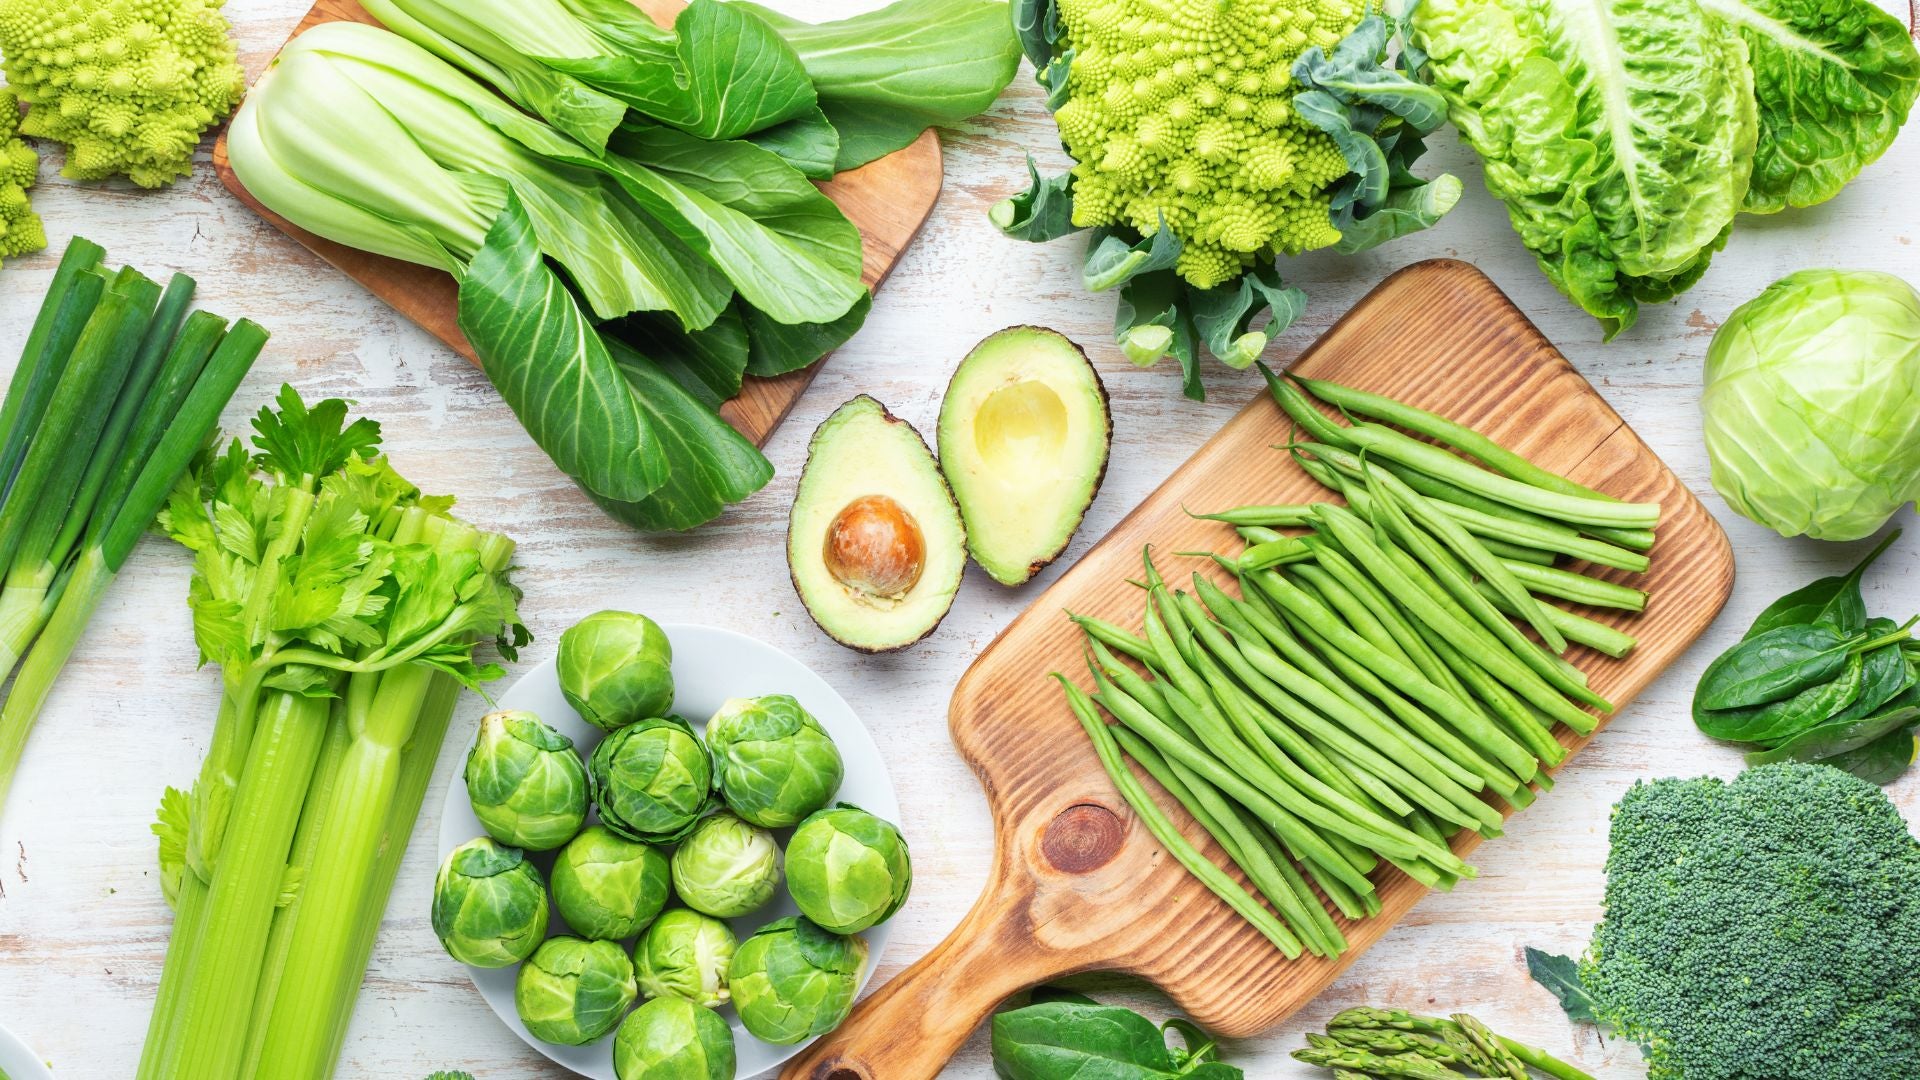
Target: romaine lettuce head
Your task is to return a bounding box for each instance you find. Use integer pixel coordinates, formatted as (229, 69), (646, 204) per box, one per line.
(1408, 0), (1758, 336)
(1703, 269), (1920, 541)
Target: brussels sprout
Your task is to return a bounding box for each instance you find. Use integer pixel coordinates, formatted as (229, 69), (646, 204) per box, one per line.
(635, 909), (737, 1008)
(1703, 270), (1920, 541)
(670, 812), (782, 919)
(613, 996), (736, 1080)
(728, 917), (867, 1044)
(705, 695), (844, 828)
(560, 610), (675, 731)
(515, 935), (638, 1046)
(590, 715), (715, 843)
(785, 805), (912, 934)
(464, 710), (590, 851)
(551, 825), (672, 940)
(430, 837), (549, 968)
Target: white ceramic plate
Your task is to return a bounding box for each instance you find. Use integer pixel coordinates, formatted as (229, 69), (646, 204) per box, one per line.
(436, 623), (899, 1079)
(0, 1024), (54, 1080)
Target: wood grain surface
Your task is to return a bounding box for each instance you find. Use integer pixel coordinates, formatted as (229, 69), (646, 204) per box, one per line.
(783, 260), (1733, 1079)
(3, 1), (1917, 1076)
(208, 0), (945, 446)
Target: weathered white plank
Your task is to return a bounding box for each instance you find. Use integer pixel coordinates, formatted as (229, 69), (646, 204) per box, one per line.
(1, 1), (1917, 1076)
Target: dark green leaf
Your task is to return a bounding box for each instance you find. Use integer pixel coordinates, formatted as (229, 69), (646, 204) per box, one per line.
(1745, 705), (1920, 767)
(1526, 947), (1602, 1025)
(743, 106), (841, 180)
(991, 1000), (1216, 1080)
(609, 305), (750, 410)
(1744, 530), (1898, 638)
(738, 0), (1023, 172)
(1010, 0), (1060, 67)
(1114, 270), (1202, 400)
(1695, 623), (1858, 710)
(1818, 722), (1920, 785)
(1187, 264), (1306, 370)
(544, 0), (819, 140)
(1696, 650), (1864, 743)
(992, 156), (1082, 243)
(589, 340), (774, 532)
(743, 292), (872, 378)
(458, 194), (667, 503)
(1825, 624), (1914, 724)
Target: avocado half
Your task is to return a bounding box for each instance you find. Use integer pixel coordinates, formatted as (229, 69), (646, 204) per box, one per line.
(788, 396), (967, 653)
(937, 327), (1112, 586)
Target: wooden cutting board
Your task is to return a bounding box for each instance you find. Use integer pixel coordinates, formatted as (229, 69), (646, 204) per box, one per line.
(782, 260), (1735, 1080)
(210, 0), (943, 446)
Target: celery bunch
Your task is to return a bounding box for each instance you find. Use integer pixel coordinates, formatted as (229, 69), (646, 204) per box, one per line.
(0, 236), (265, 815)
(139, 387), (525, 1080)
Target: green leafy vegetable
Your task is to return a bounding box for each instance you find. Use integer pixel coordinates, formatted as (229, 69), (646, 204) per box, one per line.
(991, 989), (1244, 1079)
(1406, 0), (1759, 338)
(1524, 949), (1601, 1026)
(1702, 270), (1920, 541)
(1696, 0), (1920, 214)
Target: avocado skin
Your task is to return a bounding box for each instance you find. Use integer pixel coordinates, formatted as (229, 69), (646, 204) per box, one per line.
(788, 396), (966, 653)
(938, 325), (1112, 587)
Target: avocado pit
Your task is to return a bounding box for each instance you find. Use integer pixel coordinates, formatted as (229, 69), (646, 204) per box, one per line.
(823, 494), (926, 600)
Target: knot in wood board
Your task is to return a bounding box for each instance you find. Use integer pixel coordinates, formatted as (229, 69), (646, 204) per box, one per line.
(1042, 803), (1125, 873)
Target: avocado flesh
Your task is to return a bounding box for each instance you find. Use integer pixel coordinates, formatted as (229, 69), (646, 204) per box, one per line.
(938, 327), (1111, 586)
(789, 395), (966, 652)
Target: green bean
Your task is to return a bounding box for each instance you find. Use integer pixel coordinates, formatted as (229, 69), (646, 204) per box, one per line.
(1482, 536), (1558, 566)
(1190, 504), (1315, 528)
(1112, 726), (1340, 958)
(1316, 503), (1606, 734)
(1085, 636), (1175, 719)
(1439, 499), (1649, 570)
(1228, 808), (1347, 952)
(1262, 363), (1358, 450)
(1234, 573), (1500, 797)
(1069, 612), (1157, 665)
(1250, 569), (1525, 797)
(1473, 583), (1638, 658)
(1366, 462), (1568, 653)
(1093, 673), (1375, 896)
(1055, 675), (1303, 956)
(1414, 620), (1569, 769)
(1339, 420), (1660, 528)
(1237, 525), (1287, 546)
(1317, 740), (1419, 821)
(1296, 549), (1474, 705)
(1295, 375), (1624, 505)
(1292, 561), (1419, 671)
(1192, 576), (1504, 834)
(1499, 560), (1648, 612)
(1240, 536), (1315, 571)
(1377, 451), (1658, 553)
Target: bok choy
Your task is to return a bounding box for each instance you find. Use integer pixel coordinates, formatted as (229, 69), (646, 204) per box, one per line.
(140, 386), (524, 1080)
(0, 236), (265, 817)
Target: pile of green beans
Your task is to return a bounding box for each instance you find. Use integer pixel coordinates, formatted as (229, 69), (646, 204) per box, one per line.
(1052, 371), (1659, 957)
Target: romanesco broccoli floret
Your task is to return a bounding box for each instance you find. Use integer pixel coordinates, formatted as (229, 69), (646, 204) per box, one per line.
(1578, 763), (1920, 1080)
(1051, 0), (1359, 288)
(0, 86), (45, 257)
(0, 0), (243, 187)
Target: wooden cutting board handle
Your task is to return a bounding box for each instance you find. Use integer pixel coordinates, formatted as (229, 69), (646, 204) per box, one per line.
(779, 867), (1077, 1080)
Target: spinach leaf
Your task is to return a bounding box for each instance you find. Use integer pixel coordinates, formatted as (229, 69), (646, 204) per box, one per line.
(1744, 530), (1898, 638)
(1696, 650), (1864, 743)
(991, 994), (1244, 1080)
(458, 195), (666, 503)
(1526, 947), (1602, 1025)
(1825, 621), (1914, 724)
(1695, 623), (1859, 710)
(1695, 0), (1920, 214)
(1744, 705), (1920, 767)
(544, 0), (820, 141)
(590, 340), (773, 532)
(1820, 721), (1920, 785)
(736, 0), (1023, 172)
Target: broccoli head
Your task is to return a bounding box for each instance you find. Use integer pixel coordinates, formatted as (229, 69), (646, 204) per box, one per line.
(1576, 763), (1920, 1080)
(0, 87), (44, 258)
(0, 0), (244, 187)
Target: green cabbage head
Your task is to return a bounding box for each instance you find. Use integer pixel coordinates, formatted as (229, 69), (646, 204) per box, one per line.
(1703, 270), (1920, 541)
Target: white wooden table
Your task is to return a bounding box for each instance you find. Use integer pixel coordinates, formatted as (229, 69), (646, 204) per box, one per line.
(2, 3), (1917, 1076)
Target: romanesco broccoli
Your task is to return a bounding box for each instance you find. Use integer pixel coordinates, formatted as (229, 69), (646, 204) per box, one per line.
(0, 0), (244, 187)
(1051, 0), (1357, 289)
(1550, 763), (1920, 1080)
(0, 86), (44, 257)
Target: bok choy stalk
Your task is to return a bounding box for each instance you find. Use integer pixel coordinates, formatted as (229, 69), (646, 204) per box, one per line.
(140, 386), (523, 1080)
(226, 21), (870, 532)
(0, 237), (266, 817)
(355, 0), (1019, 176)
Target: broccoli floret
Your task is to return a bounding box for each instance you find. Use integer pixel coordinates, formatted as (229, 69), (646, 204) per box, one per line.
(0, 86), (44, 258)
(1050, 0), (1357, 289)
(0, 0), (244, 187)
(1577, 763), (1920, 1080)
